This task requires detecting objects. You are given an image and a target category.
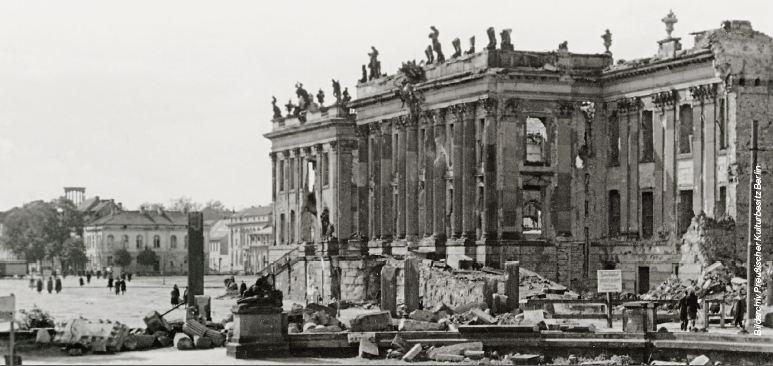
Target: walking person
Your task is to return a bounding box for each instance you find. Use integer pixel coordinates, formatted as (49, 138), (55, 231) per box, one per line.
(79, 277), (84, 286)
(107, 275), (114, 291)
(115, 279), (121, 295)
(86, 271), (92, 284)
(686, 288), (700, 331)
(55, 277), (62, 294)
(46, 277), (53, 294)
(29, 277), (35, 290)
(127, 272), (132, 282)
(171, 284), (181, 306)
(120, 279), (127, 294)
(678, 290), (689, 331)
(36, 278), (43, 293)
(732, 294), (746, 328)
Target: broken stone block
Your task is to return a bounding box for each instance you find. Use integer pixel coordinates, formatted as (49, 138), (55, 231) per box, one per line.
(350, 311), (393, 332)
(386, 349), (404, 359)
(470, 308), (496, 325)
(193, 335), (213, 349)
(433, 353), (465, 362)
(511, 354), (541, 365)
(453, 302), (489, 314)
(391, 333), (408, 352)
(689, 355), (710, 365)
(409, 309), (438, 322)
(143, 311), (172, 334)
(403, 343), (422, 362)
(304, 325), (343, 333)
(358, 337), (379, 358)
(427, 341), (483, 359)
(463, 350), (485, 359)
(398, 319), (446, 331)
(174, 333), (193, 350)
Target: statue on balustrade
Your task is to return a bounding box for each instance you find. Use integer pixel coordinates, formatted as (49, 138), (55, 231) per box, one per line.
(295, 82), (313, 111)
(341, 88), (351, 105)
(316, 89), (325, 105)
(368, 46), (381, 80)
(451, 38), (462, 58)
(424, 45), (434, 64)
(271, 96), (282, 120)
(466, 36), (476, 54)
(486, 27), (497, 50)
(500, 29), (513, 51)
(429, 26), (445, 63)
(332, 79), (342, 104)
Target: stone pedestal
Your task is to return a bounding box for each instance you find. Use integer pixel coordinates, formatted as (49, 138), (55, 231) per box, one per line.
(226, 306), (289, 359)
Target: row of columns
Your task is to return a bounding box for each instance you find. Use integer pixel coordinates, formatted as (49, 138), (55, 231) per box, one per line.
(356, 101), (491, 244)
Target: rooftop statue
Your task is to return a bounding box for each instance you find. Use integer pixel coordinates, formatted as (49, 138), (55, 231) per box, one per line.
(486, 27), (497, 50)
(558, 41), (568, 52)
(368, 46), (381, 81)
(662, 10), (678, 38)
(602, 29), (612, 54)
(342, 87), (351, 105)
(424, 45), (434, 64)
(451, 38), (462, 58)
(465, 36), (476, 55)
(500, 28), (513, 51)
(295, 82), (313, 111)
(271, 96), (282, 120)
(331, 79), (342, 104)
(359, 65), (367, 83)
(285, 99), (296, 116)
(429, 26), (445, 63)
(316, 89), (325, 105)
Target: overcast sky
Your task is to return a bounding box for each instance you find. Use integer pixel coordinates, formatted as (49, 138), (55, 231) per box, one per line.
(0, 0), (770, 212)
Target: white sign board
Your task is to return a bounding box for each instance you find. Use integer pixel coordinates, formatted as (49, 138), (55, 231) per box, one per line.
(0, 294), (15, 321)
(597, 270), (622, 293)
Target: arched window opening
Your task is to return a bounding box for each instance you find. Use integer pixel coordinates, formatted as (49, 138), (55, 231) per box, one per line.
(153, 235), (161, 249)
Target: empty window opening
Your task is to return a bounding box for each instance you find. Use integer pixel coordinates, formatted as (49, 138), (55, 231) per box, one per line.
(679, 105), (693, 154)
(608, 113), (620, 166)
(717, 186), (727, 217)
(678, 190), (694, 236)
(641, 191), (654, 239)
(525, 117), (548, 165)
(640, 110), (654, 162)
(608, 190), (621, 236)
(522, 186), (542, 234)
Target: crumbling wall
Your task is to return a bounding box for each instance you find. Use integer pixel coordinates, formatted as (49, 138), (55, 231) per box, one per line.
(274, 258), (307, 303)
(419, 264), (500, 309)
(499, 241), (587, 289)
(679, 213), (738, 281)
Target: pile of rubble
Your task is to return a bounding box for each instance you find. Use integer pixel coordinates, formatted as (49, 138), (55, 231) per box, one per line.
(287, 302), (347, 333)
(49, 309), (228, 356)
(641, 261), (767, 308)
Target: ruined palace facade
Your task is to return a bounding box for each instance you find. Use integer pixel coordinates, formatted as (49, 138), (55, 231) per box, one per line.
(266, 17), (773, 294)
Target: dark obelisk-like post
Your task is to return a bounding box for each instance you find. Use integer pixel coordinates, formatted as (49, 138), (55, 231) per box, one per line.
(187, 211), (205, 307)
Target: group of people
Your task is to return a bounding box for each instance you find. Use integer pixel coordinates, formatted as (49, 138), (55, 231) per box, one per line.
(170, 284), (189, 306)
(678, 288), (747, 331)
(29, 276), (62, 294)
(107, 274), (128, 295)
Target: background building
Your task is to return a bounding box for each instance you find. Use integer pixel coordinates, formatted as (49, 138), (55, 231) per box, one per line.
(83, 208), (193, 274)
(227, 205), (272, 274)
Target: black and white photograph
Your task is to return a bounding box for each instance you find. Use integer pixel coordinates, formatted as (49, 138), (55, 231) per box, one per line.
(1, 1), (772, 364)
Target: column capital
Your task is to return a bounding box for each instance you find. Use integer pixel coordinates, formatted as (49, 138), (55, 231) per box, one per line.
(380, 120), (392, 134)
(420, 110), (434, 125)
(481, 97), (498, 117)
(502, 97), (520, 117)
(301, 146), (313, 155)
(314, 143), (324, 152)
(556, 100), (576, 118)
(356, 124), (370, 139)
(688, 83), (718, 102)
(433, 108), (448, 125)
(329, 141), (338, 151)
(281, 150), (291, 157)
(269, 152), (278, 161)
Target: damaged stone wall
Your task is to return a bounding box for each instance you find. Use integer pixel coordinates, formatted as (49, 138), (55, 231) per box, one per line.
(499, 241), (587, 289)
(679, 213), (739, 281)
(420, 264), (499, 310)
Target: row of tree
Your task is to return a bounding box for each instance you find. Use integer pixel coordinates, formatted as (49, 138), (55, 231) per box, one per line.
(0, 198), (86, 269)
(1, 196), (231, 271)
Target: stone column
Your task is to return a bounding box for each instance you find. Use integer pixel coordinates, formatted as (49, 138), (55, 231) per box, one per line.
(404, 257), (420, 312)
(396, 120), (407, 239)
(356, 125), (370, 239)
(270, 153), (279, 245)
(405, 117), (419, 244)
(433, 109), (447, 241)
(505, 261), (520, 311)
(380, 265), (397, 316)
(371, 128), (381, 240)
(282, 151), (291, 245)
(329, 141), (340, 243)
(380, 121), (393, 241)
(313, 144), (324, 244)
(452, 107), (464, 239)
(187, 212), (205, 307)
(291, 148), (300, 244)
(498, 99), (520, 239)
(423, 115), (435, 238)
(482, 98), (498, 241)
(462, 103), (476, 238)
